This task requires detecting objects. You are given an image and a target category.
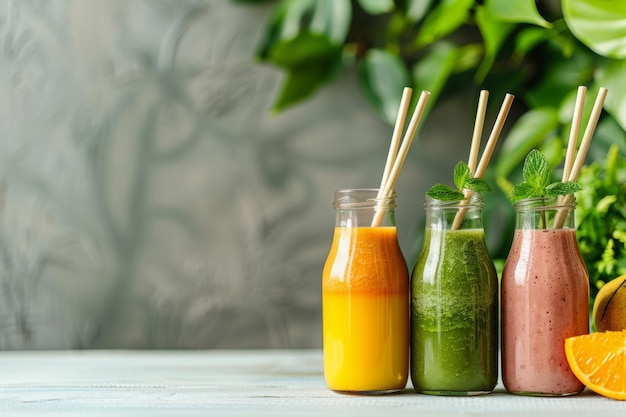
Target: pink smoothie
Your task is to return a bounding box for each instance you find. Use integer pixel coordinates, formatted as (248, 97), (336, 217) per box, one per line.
(502, 228), (589, 395)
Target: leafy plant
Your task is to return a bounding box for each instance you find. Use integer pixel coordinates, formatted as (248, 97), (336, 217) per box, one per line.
(248, 0), (626, 301)
(575, 144), (626, 303)
(427, 161), (491, 201)
(509, 149), (581, 202)
(257, 0), (626, 131)
(252, 0), (626, 183)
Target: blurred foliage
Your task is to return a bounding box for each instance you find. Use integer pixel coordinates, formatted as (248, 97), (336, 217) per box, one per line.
(576, 144), (626, 303)
(248, 0), (626, 302)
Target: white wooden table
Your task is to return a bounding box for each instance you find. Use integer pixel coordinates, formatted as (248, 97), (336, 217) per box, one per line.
(0, 350), (624, 416)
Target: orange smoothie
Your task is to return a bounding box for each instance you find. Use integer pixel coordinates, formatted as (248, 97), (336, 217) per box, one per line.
(322, 226), (409, 392)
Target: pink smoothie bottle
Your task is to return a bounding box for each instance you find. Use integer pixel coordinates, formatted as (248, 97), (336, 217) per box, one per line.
(501, 197), (589, 396)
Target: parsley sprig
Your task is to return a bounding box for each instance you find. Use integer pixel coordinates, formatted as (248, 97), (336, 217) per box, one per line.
(427, 161), (492, 201)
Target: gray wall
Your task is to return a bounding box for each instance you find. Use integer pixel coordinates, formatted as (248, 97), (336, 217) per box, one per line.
(0, 0), (475, 349)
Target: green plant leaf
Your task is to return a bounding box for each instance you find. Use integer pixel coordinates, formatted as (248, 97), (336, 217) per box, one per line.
(597, 238), (616, 275)
(494, 108), (560, 180)
(426, 184), (465, 201)
(272, 64), (339, 112)
(428, 161), (492, 201)
(563, 0), (626, 58)
(509, 149), (582, 202)
(596, 195), (618, 214)
(406, 0), (434, 21)
(356, 0), (394, 15)
(358, 49), (411, 124)
(590, 118), (626, 163)
(523, 149), (551, 188)
(605, 145), (620, 190)
(545, 181), (582, 196)
(310, 0), (352, 43)
(256, 0), (298, 59)
(525, 19), (577, 59)
(614, 229), (626, 244)
(596, 59), (626, 132)
(412, 0), (474, 49)
(386, 12), (411, 52)
(268, 32), (342, 111)
(268, 32), (340, 68)
(485, 0), (551, 28)
(256, 0), (350, 59)
(475, 5), (516, 82)
(510, 182), (537, 202)
(455, 43), (484, 72)
(514, 27), (554, 58)
(453, 161), (472, 190)
(575, 146), (626, 301)
(465, 178), (492, 192)
(527, 49), (594, 109)
(412, 41), (459, 115)
(539, 135), (564, 171)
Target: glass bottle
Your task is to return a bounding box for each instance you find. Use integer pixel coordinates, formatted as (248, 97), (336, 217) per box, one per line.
(322, 188), (409, 393)
(501, 196), (588, 396)
(410, 194), (498, 395)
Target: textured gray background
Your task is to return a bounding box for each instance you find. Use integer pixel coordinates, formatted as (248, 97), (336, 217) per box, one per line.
(0, 0), (477, 349)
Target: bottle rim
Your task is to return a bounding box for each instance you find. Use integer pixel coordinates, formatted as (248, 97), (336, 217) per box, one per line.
(333, 188), (397, 209)
(513, 196), (576, 210)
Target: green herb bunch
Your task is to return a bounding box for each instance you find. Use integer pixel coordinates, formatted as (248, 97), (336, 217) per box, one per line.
(509, 149), (582, 202)
(575, 144), (626, 303)
(427, 161), (491, 201)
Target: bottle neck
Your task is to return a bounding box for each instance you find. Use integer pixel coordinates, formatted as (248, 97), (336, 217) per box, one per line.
(424, 197), (485, 231)
(514, 197), (576, 230)
(335, 207), (396, 228)
(333, 188), (397, 228)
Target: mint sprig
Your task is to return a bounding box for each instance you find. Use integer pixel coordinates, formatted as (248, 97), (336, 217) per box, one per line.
(510, 149), (582, 202)
(427, 161), (492, 201)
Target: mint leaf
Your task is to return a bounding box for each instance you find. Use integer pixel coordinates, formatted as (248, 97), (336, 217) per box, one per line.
(465, 177), (492, 192)
(426, 184), (465, 201)
(428, 160), (492, 201)
(510, 182), (537, 202)
(523, 149), (551, 189)
(453, 161), (472, 190)
(545, 181), (582, 196)
(509, 149), (583, 202)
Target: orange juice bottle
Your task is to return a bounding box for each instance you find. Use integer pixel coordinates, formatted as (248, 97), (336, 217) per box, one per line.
(322, 188), (409, 393)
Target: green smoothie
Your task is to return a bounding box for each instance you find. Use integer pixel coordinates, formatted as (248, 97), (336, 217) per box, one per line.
(411, 228), (498, 395)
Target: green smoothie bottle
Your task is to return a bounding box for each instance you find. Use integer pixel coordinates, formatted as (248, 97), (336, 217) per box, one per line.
(411, 194), (498, 395)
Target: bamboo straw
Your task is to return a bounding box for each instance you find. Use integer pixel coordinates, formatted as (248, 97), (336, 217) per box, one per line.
(553, 87), (608, 228)
(372, 90), (431, 227)
(379, 87), (413, 191)
(474, 93), (515, 179)
(562, 86), (587, 182)
(451, 90), (490, 230)
(553, 86), (587, 225)
(566, 87), (608, 183)
(469, 90), (490, 175)
(451, 93), (515, 230)
(382, 90), (431, 191)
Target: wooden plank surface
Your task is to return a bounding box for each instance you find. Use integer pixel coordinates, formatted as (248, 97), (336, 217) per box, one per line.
(0, 350), (624, 416)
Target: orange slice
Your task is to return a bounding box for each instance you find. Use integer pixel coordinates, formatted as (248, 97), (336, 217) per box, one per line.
(564, 331), (626, 400)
